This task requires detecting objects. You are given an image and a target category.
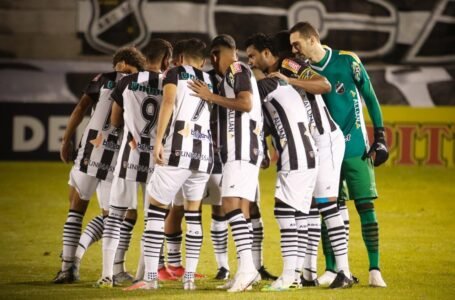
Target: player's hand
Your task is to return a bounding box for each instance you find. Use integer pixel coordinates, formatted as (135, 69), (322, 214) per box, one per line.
(60, 140), (74, 163)
(364, 127), (389, 166)
(188, 79), (212, 102)
(268, 72), (289, 83)
(261, 151), (271, 169)
(154, 143), (165, 165)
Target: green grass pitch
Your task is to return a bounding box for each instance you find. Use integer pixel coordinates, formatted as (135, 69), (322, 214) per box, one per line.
(0, 162), (454, 299)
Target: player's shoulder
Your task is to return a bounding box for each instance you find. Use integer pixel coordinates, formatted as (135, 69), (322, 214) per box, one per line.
(227, 61), (251, 76)
(336, 49), (361, 64)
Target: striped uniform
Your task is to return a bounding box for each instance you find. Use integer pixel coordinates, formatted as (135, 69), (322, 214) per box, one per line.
(74, 71), (124, 182)
(280, 57), (345, 199)
(218, 62), (263, 166)
(258, 77), (318, 213)
(111, 71), (163, 184)
(147, 65), (214, 205)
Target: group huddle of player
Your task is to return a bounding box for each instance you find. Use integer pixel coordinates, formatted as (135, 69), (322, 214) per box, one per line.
(53, 22), (389, 292)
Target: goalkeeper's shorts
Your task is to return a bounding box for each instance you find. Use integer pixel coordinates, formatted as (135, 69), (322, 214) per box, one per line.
(338, 155), (378, 201)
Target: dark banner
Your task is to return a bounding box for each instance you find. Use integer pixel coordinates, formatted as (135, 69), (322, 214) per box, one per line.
(0, 103), (88, 160)
(77, 0), (455, 64)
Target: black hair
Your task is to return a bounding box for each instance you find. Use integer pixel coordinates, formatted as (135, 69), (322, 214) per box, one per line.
(289, 22), (320, 41)
(244, 33), (277, 56)
(142, 38), (173, 64)
(210, 34), (236, 50)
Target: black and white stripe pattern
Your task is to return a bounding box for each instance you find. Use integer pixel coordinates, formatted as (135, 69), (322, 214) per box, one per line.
(295, 211), (308, 275)
(162, 65), (214, 173)
(210, 215), (228, 269)
(166, 231), (183, 267)
(251, 214), (264, 270)
(318, 203), (348, 257)
(61, 210), (84, 270)
(226, 209), (252, 254)
(184, 211), (203, 276)
(274, 202), (298, 261)
(143, 204), (168, 280)
(339, 201), (350, 244)
(112, 71), (163, 183)
(218, 62), (263, 166)
(258, 78), (317, 171)
(113, 218), (135, 273)
(303, 207), (321, 281)
(75, 215), (104, 260)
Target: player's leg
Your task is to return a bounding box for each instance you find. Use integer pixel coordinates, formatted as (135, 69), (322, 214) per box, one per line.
(113, 208), (137, 284)
(53, 169), (98, 284)
(301, 202), (319, 285)
(96, 176), (135, 287)
(344, 156), (386, 287)
(165, 198), (184, 280)
(73, 180), (111, 280)
(221, 161), (260, 292)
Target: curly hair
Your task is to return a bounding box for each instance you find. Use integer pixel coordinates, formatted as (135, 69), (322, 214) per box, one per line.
(112, 46), (146, 71)
(244, 33), (277, 56)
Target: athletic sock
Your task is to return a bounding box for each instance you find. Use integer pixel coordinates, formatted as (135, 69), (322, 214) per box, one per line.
(321, 217), (336, 272)
(303, 207), (321, 281)
(61, 210), (84, 271)
(295, 211), (308, 279)
(144, 204), (168, 281)
(274, 202), (298, 280)
(226, 209), (255, 273)
(210, 214), (229, 270)
(158, 245), (165, 269)
(318, 202), (350, 277)
(184, 211), (203, 275)
(113, 217), (136, 275)
(102, 206), (127, 278)
(250, 213), (264, 270)
(166, 231), (183, 268)
(75, 215), (104, 262)
(356, 199), (380, 270)
(339, 200), (350, 244)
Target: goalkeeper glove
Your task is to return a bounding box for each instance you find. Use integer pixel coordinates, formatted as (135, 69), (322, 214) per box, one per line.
(365, 127), (389, 166)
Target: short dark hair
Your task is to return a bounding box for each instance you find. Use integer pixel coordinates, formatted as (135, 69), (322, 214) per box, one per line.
(244, 33), (277, 56)
(142, 38), (173, 64)
(172, 39), (187, 60)
(210, 34), (236, 50)
(273, 30), (292, 59)
(289, 22), (320, 41)
(182, 38), (207, 60)
(112, 46), (146, 71)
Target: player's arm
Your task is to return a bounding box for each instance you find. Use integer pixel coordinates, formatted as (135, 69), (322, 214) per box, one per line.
(154, 83), (176, 165)
(350, 55), (388, 166)
(268, 67), (331, 94)
(110, 102), (123, 128)
(110, 76), (131, 129)
(60, 94), (94, 163)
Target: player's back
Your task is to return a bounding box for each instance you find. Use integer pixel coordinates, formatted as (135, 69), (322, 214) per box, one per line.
(75, 71), (124, 181)
(163, 65), (214, 173)
(258, 77), (317, 171)
(111, 71), (163, 183)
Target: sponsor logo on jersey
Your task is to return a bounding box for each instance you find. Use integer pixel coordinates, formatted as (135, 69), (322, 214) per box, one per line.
(228, 109), (236, 137)
(174, 150), (213, 162)
(129, 81), (163, 95)
(191, 129), (211, 141)
(353, 98), (362, 129)
(137, 143), (153, 152)
(352, 61), (361, 82)
(102, 139), (120, 151)
(281, 58), (300, 74)
(272, 111), (287, 147)
(230, 62), (243, 74)
(83, 0), (150, 54)
(125, 162), (153, 173)
(335, 81), (345, 94)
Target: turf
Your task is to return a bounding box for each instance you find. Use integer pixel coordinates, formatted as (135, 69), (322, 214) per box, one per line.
(0, 162), (454, 299)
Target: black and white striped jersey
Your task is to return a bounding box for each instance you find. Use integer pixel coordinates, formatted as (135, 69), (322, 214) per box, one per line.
(218, 62), (263, 166)
(208, 69), (223, 175)
(111, 71), (163, 183)
(280, 57), (339, 137)
(258, 77), (317, 171)
(162, 65), (214, 173)
(74, 71), (124, 182)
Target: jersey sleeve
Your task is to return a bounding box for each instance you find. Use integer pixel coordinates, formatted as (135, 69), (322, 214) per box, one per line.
(346, 53), (383, 128)
(257, 78), (278, 102)
(226, 62), (252, 95)
(111, 76), (130, 108)
(83, 73), (103, 102)
(162, 66), (179, 86)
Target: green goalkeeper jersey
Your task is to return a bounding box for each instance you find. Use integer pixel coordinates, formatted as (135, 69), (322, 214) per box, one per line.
(310, 47), (384, 158)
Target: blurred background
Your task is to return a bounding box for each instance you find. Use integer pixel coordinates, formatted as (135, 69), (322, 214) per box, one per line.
(1, 0), (454, 166)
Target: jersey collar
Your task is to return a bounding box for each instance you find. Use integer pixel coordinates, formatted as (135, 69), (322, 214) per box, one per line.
(310, 46), (332, 71)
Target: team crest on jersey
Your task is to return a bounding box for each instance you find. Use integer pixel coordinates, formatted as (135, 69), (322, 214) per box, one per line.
(352, 61), (361, 82)
(84, 0), (150, 54)
(281, 59), (300, 74)
(335, 81), (345, 94)
(230, 62), (243, 75)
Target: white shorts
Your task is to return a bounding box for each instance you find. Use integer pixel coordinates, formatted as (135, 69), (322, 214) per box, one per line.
(147, 165), (210, 206)
(110, 176), (145, 210)
(96, 180), (112, 211)
(313, 131), (345, 198)
(202, 173), (222, 206)
(68, 168), (99, 201)
(275, 168), (318, 214)
(221, 160), (260, 202)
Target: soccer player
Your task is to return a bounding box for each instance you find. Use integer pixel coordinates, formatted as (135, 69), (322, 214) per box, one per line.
(289, 22), (389, 287)
(53, 47), (145, 284)
(189, 34), (263, 292)
(246, 32), (353, 288)
(127, 38), (214, 291)
(95, 39), (173, 288)
(253, 67), (319, 291)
